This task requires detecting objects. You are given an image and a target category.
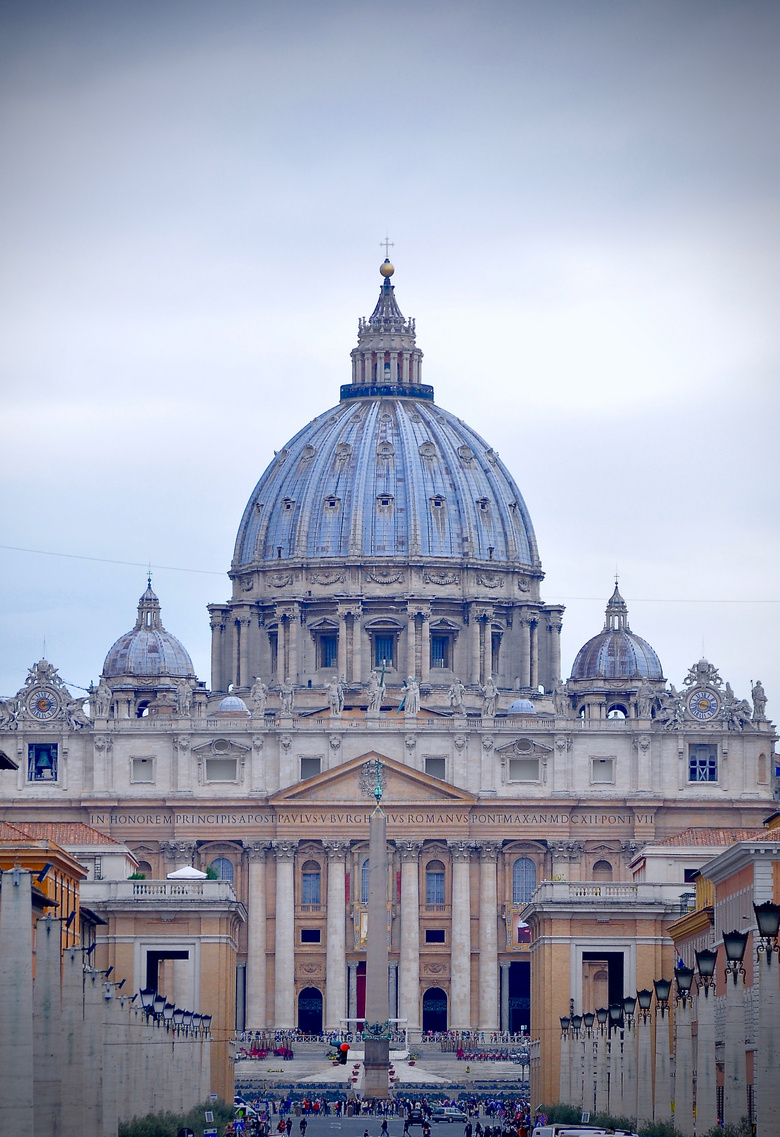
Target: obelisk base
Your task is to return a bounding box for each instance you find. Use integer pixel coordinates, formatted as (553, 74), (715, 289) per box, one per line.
(363, 1037), (390, 1099)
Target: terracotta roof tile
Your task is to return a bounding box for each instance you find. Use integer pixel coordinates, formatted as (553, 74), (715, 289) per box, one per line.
(0, 820), (35, 840)
(7, 822), (122, 846)
(650, 827), (767, 848)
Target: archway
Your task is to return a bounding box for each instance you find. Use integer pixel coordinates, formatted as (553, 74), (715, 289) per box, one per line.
(422, 987), (447, 1032)
(297, 987), (323, 1034)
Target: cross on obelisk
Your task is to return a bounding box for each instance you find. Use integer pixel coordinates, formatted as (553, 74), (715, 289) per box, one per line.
(380, 236), (394, 259)
(361, 758), (391, 1099)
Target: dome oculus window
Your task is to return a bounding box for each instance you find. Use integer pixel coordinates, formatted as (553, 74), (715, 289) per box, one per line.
(377, 494), (394, 508)
(324, 496), (340, 509)
(430, 495), (445, 509)
(282, 498), (295, 512)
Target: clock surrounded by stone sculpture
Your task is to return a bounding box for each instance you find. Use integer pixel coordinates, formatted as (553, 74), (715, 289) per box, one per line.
(687, 687), (719, 721)
(27, 687), (61, 720)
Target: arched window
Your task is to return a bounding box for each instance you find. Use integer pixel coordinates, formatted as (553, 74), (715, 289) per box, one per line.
(426, 860), (446, 906)
(607, 704), (627, 719)
(593, 859), (613, 881)
(135, 860), (153, 878)
(512, 857), (537, 904)
(361, 858), (369, 904)
(209, 857), (234, 882)
(301, 860), (321, 905)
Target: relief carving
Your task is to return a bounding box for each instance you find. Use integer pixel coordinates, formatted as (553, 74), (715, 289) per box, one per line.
(366, 570), (405, 585)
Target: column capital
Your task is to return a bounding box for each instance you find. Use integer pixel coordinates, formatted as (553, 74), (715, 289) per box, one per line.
(323, 839), (351, 860)
(448, 839), (475, 862)
(243, 840), (271, 861)
(478, 841), (502, 861)
(396, 840), (424, 862)
(159, 839), (197, 863)
(272, 839), (299, 862)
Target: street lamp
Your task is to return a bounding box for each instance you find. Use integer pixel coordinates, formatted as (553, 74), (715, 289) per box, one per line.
(560, 1016), (570, 1035)
(571, 1014), (583, 1036)
(674, 965), (695, 1005)
(182, 1010), (193, 1030)
(596, 1007), (608, 1028)
(162, 1002), (175, 1028)
(636, 989), (653, 1021)
(201, 1013), (213, 1035)
(653, 978), (671, 1009)
(152, 993), (166, 1017)
(608, 1003), (623, 1027)
(695, 948), (718, 991)
(583, 1011), (595, 1033)
(622, 994), (637, 1023)
(753, 901), (780, 962)
(192, 1013), (202, 1032)
(173, 1007), (184, 1028)
(723, 929), (748, 984)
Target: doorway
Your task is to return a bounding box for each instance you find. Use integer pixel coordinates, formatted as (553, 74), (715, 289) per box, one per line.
(297, 987), (323, 1034)
(422, 987), (447, 1032)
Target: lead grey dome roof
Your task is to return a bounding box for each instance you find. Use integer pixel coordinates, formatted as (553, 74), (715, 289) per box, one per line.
(570, 584), (663, 681)
(233, 398), (540, 567)
(102, 584), (196, 680)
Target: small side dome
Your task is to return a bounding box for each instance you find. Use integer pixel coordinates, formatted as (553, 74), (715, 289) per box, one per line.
(507, 698), (537, 715)
(102, 582), (196, 680)
(571, 584), (663, 681)
(216, 694), (250, 716)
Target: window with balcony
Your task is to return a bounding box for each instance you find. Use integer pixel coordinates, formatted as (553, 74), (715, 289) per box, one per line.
(512, 857), (536, 904)
(301, 861), (321, 906)
(426, 861), (445, 906)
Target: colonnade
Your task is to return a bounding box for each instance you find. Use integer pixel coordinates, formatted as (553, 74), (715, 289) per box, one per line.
(244, 837), (506, 1034)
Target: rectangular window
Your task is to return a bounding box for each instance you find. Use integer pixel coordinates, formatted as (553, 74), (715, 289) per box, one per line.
(508, 758), (540, 782)
(591, 757), (616, 784)
(425, 757), (446, 781)
(689, 744), (718, 782)
(425, 929), (446, 944)
(374, 635), (394, 668)
(205, 757), (238, 782)
(491, 632), (501, 676)
(93, 856), (103, 881)
(300, 928), (321, 943)
(268, 631), (278, 675)
(426, 871), (445, 905)
(131, 756), (155, 784)
(300, 757), (322, 780)
(683, 868), (699, 883)
(28, 743), (58, 782)
(430, 635), (450, 669)
(318, 634), (338, 669)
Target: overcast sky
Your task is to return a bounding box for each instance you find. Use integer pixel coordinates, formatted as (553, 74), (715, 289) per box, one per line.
(1, 0), (778, 719)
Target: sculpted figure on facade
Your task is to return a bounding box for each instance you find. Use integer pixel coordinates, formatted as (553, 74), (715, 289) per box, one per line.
(481, 675), (498, 717)
(279, 678), (295, 716)
(249, 676), (269, 717)
(326, 674), (346, 716)
(92, 681), (112, 719)
(400, 676), (420, 716)
(447, 677), (466, 714)
(656, 684), (684, 730)
(752, 679), (767, 721)
(636, 679), (655, 719)
(366, 669), (385, 712)
(177, 680), (193, 717)
(552, 681), (569, 717)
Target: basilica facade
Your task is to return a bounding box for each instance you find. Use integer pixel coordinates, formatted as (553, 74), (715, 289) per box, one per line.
(0, 262), (775, 1078)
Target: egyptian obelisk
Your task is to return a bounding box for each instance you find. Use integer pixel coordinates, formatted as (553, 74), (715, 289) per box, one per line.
(362, 767), (390, 1099)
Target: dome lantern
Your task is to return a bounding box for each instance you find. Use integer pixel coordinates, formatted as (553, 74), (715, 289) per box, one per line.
(102, 581), (196, 682)
(570, 585), (663, 681)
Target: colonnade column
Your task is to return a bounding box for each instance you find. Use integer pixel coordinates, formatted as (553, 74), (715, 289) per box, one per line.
(244, 841), (269, 1030)
(273, 840), (298, 1028)
(348, 962), (358, 1022)
(337, 610), (348, 681)
(529, 618), (538, 690)
(287, 605), (299, 682)
(478, 842), (500, 1030)
(238, 614), (251, 689)
(449, 840), (473, 1030)
(420, 609), (430, 684)
(470, 607), (481, 686)
(324, 841), (349, 1030)
(398, 841), (422, 1036)
(276, 617), (286, 685)
(500, 962), (510, 1031)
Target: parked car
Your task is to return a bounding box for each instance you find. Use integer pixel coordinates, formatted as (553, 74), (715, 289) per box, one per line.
(431, 1107), (468, 1123)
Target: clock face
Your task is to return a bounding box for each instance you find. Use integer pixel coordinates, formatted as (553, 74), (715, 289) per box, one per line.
(27, 687), (60, 721)
(687, 688), (719, 721)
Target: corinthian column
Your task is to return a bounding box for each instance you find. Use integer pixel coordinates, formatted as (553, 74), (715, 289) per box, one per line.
(478, 842), (500, 1030)
(398, 841), (422, 1037)
(273, 841), (298, 1027)
(324, 841), (349, 1030)
(449, 840), (473, 1030)
(244, 841), (270, 1030)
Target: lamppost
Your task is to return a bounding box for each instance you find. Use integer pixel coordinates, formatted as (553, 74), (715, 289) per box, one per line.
(570, 1014), (584, 1109)
(595, 1007), (609, 1114)
(559, 1016), (571, 1105)
(652, 978), (672, 1122)
(582, 1012), (596, 1115)
(693, 948), (718, 1134)
(608, 1003), (624, 1116)
(753, 900), (780, 1135)
(635, 989), (653, 1126)
(673, 966), (695, 1137)
(722, 929), (748, 1128)
(621, 994), (637, 1123)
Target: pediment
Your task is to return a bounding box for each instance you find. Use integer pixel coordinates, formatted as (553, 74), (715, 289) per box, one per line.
(496, 737), (553, 756)
(269, 753), (477, 805)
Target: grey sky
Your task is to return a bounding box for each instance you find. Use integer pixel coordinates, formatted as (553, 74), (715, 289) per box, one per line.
(1, 0), (778, 716)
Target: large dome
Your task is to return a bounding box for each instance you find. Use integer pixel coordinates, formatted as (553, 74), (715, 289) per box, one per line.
(233, 398), (539, 567)
(570, 584), (663, 681)
(102, 584), (196, 680)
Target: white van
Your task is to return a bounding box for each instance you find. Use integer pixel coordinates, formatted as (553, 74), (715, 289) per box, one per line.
(532, 1127), (636, 1137)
